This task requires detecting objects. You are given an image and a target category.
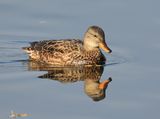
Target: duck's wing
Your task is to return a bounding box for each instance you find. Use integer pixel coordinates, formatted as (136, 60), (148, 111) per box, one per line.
(22, 39), (82, 53)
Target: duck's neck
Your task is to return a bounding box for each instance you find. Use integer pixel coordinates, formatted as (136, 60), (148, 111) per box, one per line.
(83, 37), (98, 51)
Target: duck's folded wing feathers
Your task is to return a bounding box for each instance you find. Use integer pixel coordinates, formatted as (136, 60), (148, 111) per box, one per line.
(22, 39), (82, 54)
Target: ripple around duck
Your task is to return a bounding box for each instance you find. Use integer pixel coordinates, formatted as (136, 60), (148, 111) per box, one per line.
(0, 34), (127, 69)
(0, 38), (127, 71)
(0, 54), (127, 72)
(0, 59), (28, 64)
(105, 53), (128, 67)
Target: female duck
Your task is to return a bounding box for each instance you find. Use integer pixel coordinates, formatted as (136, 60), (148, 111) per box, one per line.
(22, 26), (112, 66)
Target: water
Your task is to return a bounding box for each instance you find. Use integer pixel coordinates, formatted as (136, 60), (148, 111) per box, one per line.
(0, 0), (160, 119)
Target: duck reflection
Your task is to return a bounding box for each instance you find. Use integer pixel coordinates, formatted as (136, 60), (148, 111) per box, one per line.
(28, 61), (112, 101)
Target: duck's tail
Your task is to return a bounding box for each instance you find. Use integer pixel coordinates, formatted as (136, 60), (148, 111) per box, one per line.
(22, 47), (33, 54)
(22, 41), (39, 53)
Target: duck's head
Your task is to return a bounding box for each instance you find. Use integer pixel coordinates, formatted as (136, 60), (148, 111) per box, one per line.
(83, 26), (112, 53)
(84, 77), (112, 101)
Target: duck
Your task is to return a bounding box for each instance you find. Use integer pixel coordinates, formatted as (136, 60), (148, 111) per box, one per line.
(22, 26), (112, 66)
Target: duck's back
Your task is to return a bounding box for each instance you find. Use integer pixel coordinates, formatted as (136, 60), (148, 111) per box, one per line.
(31, 39), (82, 52)
(23, 39), (83, 65)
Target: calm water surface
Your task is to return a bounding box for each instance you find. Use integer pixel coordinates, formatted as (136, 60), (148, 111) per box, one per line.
(0, 0), (160, 119)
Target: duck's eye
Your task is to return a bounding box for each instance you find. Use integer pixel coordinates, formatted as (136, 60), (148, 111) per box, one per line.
(94, 35), (97, 37)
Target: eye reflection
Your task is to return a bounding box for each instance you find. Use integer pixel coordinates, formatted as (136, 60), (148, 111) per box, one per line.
(27, 61), (112, 102)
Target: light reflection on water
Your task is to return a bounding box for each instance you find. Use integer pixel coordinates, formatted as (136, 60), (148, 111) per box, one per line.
(27, 61), (112, 102)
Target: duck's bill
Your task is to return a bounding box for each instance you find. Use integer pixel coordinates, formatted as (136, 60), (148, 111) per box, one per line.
(98, 78), (112, 90)
(99, 42), (112, 53)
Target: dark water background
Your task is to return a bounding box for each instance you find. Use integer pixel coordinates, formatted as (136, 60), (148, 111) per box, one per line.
(0, 0), (160, 119)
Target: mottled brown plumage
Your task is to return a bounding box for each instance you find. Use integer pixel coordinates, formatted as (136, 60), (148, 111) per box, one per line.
(22, 26), (112, 66)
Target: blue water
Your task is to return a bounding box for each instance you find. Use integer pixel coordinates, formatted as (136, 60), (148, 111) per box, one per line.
(0, 0), (160, 119)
